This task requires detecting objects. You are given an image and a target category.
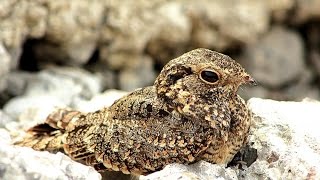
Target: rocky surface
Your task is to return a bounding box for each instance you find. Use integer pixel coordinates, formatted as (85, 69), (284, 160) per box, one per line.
(141, 162), (238, 180)
(0, 129), (101, 180)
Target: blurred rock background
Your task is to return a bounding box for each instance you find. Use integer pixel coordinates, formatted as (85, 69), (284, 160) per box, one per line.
(1, 0), (320, 106)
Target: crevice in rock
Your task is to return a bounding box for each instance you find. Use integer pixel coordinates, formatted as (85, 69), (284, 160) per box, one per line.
(19, 38), (42, 72)
(85, 48), (100, 66)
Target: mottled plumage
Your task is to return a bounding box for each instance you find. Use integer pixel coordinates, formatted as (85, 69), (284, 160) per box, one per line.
(15, 48), (255, 175)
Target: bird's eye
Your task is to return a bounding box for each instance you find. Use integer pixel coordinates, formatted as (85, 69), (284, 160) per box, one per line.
(200, 69), (220, 84)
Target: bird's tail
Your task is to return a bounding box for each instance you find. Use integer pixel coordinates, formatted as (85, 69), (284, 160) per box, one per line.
(14, 108), (82, 153)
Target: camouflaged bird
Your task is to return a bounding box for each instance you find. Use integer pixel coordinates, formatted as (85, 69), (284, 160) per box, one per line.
(15, 48), (255, 175)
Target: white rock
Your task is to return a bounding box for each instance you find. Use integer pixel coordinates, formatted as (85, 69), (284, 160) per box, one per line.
(74, 89), (128, 112)
(140, 161), (237, 180)
(241, 98), (320, 179)
(0, 129), (101, 180)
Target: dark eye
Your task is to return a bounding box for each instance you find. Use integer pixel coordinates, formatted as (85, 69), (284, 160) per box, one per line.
(200, 70), (220, 84)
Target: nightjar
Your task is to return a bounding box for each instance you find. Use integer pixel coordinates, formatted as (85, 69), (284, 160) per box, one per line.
(15, 48), (255, 175)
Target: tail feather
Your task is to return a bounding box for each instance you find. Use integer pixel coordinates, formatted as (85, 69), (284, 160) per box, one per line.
(14, 108), (81, 152)
(14, 108), (104, 171)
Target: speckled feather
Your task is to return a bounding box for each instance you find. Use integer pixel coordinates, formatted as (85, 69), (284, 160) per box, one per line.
(15, 48), (254, 175)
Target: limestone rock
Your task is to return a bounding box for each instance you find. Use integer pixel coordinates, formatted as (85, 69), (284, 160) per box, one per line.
(0, 129), (101, 180)
(33, 0), (104, 65)
(186, 0), (269, 50)
(242, 98), (320, 180)
(3, 67), (103, 131)
(74, 89), (128, 113)
(140, 162), (238, 180)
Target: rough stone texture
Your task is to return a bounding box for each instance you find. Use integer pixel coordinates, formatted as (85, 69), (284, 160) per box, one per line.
(143, 98), (320, 180)
(241, 98), (320, 179)
(242, 26), (305, 88)
(0, 0), (271, 67)
(33, 0), (104, 65)
(0, 0), (103, 66)
(184, 0), (269, 51)
(0, 129), (101, 180)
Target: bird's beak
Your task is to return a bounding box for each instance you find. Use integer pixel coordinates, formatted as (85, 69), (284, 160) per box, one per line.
(243, 74), (257, 86)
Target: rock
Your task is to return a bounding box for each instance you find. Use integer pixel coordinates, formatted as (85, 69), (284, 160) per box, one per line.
(292, 0), (320, 24)
(0, 43), (11, 92)
(305, 22), (320, 78)
(186, 0), (269, 50)
(118, 56), (156, 91)
(238, 85), (270, 101)
(240, 69), (319, 101)
(100, 0), (270, 65)
(141, 161), (238, 180)
(74, 89), (128, 113)
(282, 70), (320, 101)
(266, 0), (294, 22)
(0, 1), (103, 66)
(0, 110), (12, 129)
(33, 1), (104, 65)
(3, 67), (103, 129)
(242, 26), (305, 88)
(0, 1), (47, 68)
(5, 71), (34, 97)
(0, 129), (101, 180)
(101, 52), (156, 91)
(241, 98), (320, 180)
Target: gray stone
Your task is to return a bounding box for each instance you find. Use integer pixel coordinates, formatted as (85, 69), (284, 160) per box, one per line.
(186, 0), (269, 51)
(101, 0), (270, 64)
(3, 67), (103, 126)
(5, 71), (34, 97)
(118, 56), (156, 91)
(0, 43), (11, 92)
(0, 129), (101, 180)
(242, 26), (305, 88)
(74, 89), (128, 113)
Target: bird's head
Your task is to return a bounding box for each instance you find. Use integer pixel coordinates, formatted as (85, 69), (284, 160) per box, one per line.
(155, 48), (255, 103)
